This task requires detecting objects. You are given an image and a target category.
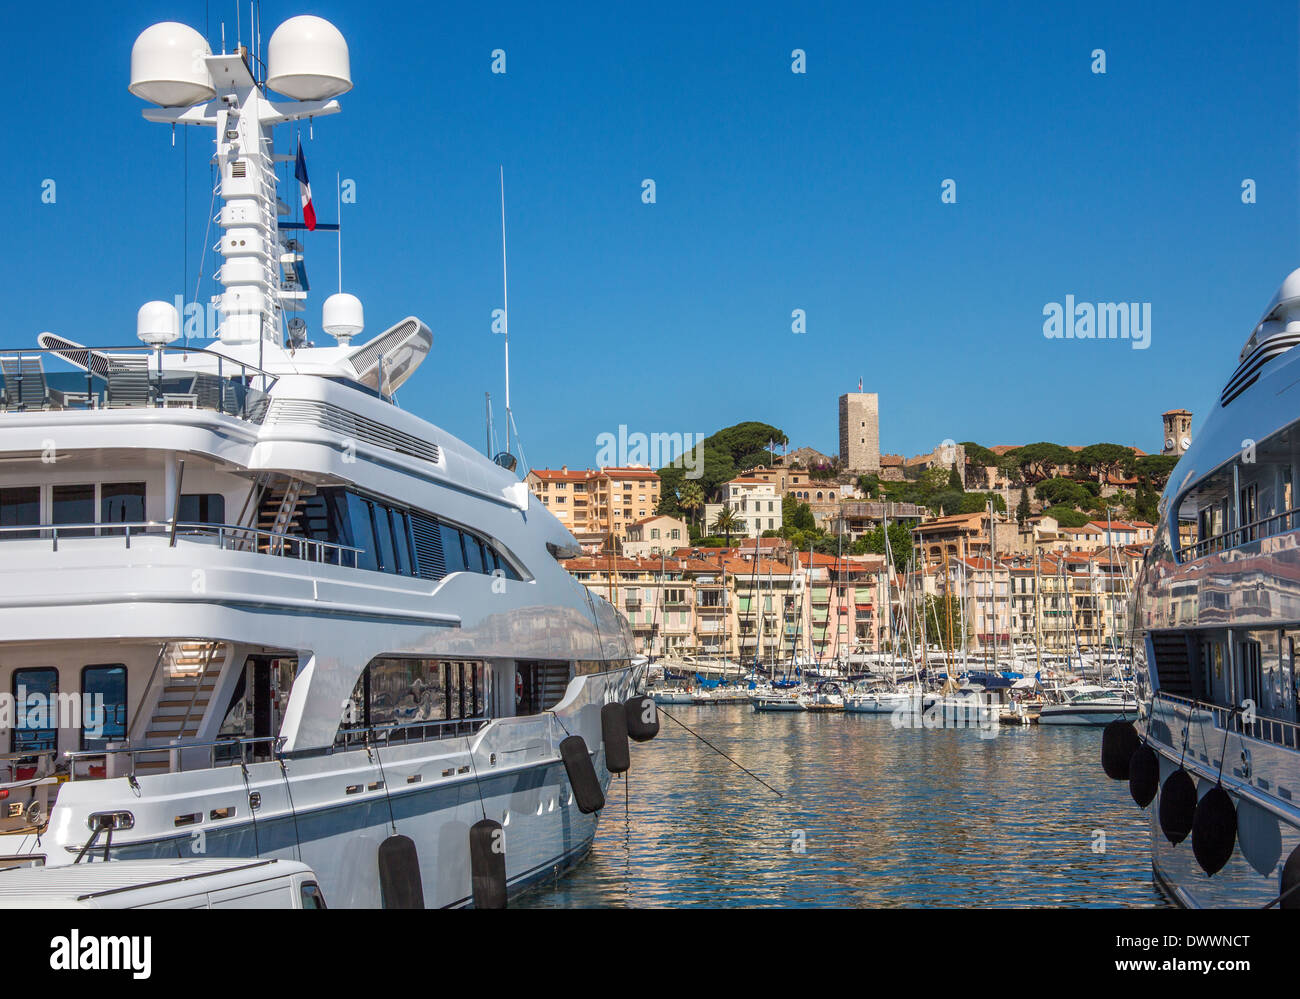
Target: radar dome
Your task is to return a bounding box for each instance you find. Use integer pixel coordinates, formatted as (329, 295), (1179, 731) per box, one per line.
(267, 15), (352, 100)
(129, 22), (215, 107)
(322, 293), (364, 345)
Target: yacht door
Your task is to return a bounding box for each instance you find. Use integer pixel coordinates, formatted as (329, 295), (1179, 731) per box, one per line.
(245, 655), (298, 760)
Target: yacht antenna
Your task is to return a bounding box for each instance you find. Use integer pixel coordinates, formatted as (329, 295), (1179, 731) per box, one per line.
(337, 171), (343, 292)
(499, 165), (511, 456)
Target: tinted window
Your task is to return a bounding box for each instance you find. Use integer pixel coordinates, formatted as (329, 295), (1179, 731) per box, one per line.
(0, 487), (39, 539)
(463, 533), (485, 574)
(53, 484), (95, 537)
(440, 523), (467, 574)
(371, 501), (397, 573)
(101, 482), (145, 536)
(346, 494), (377, 571)
(178, 493), (225, 525)
(13, 668), (58, 753)
(390, 509), (410, 575)
(300, 882), (327, 909)
(81, 664), (127, 750)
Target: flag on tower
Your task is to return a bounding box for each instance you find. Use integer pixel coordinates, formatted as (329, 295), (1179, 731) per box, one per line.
(295, 140), (316, 231)
(858, 377), (862, 392)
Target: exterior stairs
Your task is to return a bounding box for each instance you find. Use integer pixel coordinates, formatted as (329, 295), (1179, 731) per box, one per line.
(134, 642), (228, 774)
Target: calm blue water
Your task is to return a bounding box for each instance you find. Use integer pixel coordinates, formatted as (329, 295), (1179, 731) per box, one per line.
(518, 705), (1168, 908)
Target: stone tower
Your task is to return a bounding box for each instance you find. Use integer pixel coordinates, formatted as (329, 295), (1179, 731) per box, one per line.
(1162, 409), (1192, 455)
(838, 392), (881, 472)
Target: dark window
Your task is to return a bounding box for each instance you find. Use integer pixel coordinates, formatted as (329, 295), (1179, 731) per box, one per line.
(371, 501), (397, 573)
(463, 533), (485, 574)
(0, 486), (39, 539)
(300, 882), (327, 909)
(178, 493), (225, 525)
(12, 668), (58, 754)
(81, 664), (127, 750)
(390, 509), (411, 576)
(53, 484), (95, 537)
(345, 493), (377, 571)
(100, 482), (146, 536)
(440, 523), (467, 574)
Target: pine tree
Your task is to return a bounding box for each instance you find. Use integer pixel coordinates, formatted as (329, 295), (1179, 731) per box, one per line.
(1016, 488), (1031, 525)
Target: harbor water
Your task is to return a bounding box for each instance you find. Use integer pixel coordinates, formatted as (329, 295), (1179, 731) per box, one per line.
(518, 705), (1168, 908)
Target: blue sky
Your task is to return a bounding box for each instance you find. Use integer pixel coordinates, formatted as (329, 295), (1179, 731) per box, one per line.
(3, 1), (1297, 470)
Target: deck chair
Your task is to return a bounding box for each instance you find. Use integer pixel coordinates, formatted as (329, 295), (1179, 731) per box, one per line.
(0, 354), (50, 411)
(105, 355), (153, 408)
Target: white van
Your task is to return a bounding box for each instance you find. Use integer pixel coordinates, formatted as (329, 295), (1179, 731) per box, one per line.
(0, 858), (326, 909)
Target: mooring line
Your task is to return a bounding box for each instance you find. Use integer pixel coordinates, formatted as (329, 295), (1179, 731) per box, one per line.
(657, 706), (783, 798)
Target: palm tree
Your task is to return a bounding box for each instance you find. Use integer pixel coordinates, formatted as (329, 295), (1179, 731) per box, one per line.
(711, 505), (741, 547)
(679, 481), (705, 528)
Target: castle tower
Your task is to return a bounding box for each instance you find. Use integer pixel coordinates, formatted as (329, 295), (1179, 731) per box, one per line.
(839, 392), (880, 472)
(1162, 409), (1192, 455)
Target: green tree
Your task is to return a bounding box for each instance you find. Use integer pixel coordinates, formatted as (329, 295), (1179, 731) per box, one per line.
(924, 594), (966, 651)
(1016, 488), (1031, 525)
(711, 505), (742, 546)
(678, 481), (705, 528)
(947, 465), (964, 492)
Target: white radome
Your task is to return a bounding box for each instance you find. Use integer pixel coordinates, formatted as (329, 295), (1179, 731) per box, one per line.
(129, 22), (215, 107)
(136, 300), (181, 346)
(266, 15), (352, 101)
(322, 292), (364, 344)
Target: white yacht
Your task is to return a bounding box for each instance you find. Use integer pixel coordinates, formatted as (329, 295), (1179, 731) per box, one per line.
(1037, 684), (1137, 726)
(1122, 268), (1300, 907)
(0, 16), (642, 907)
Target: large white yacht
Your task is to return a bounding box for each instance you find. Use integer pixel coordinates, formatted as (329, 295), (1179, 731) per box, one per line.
(0, 15), (641, 907)
(1124, 268), (1300, 907)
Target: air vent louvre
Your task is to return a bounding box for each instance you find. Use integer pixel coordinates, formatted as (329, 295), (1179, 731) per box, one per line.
(409, 512), (446, 580)
(267, 398), (441, 464)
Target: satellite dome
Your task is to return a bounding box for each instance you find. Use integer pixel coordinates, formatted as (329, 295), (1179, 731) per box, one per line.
(129, 22), (215, 107)
(322, 293), (364, 345)
(267, 15), (352, 100)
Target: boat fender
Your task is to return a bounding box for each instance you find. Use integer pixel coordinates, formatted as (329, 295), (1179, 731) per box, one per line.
(625, 695), (660, 742)
(1280, 844), (1300, 909)
(469, 819), (508, 909)
(377, 834), (425, 909)
(1101, 719), (1139, 780)
(1158, 769), (1196, 845)
(601, 702), (631, 774)
(1191, 785), (1237, 876)
(1128, 744), (1159, 808)
(560, 735), (605, 814)
(1235, 798), (1282, 877)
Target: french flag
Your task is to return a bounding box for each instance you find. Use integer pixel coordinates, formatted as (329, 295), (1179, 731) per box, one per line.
(295, 140), (316, 231)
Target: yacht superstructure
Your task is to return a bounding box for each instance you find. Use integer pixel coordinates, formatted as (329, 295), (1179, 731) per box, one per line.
(1122, 268), (1300, 907)
(0, 15), (640, 907)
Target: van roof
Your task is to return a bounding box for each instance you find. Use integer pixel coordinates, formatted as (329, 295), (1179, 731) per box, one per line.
(0, 858), (313, 907)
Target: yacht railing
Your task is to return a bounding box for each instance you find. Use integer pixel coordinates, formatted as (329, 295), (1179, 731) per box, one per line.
(0, 520), (362, 567)
(0, 344), (276, 422)
(62, 735), (286, 779)
(333, 716), (489, 750)
(1177, 506), (1300, 563)
(1154, 690), (1300, 750)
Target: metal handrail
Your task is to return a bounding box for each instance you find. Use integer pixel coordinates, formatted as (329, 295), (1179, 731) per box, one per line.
(334, 715), (489, 750)
(1154, 690), (1300, 749)
(0, 519), (363, 566)
(1178, 506), (1300, 563)
(63, 735), (286, 779)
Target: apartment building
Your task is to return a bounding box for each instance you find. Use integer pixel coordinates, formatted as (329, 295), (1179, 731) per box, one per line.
(703, 476), (781, 539)
(623, 514), (688, 557)
(526, 465), (660, 549)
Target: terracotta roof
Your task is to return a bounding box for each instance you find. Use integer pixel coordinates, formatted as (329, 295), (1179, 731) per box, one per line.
(602, 467), (660, 480)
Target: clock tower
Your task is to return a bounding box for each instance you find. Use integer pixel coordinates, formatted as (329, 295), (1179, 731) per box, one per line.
(1162, 409), (1193, 455)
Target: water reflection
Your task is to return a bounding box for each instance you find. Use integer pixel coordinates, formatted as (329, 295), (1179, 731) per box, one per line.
(518, 706), (1167, 908)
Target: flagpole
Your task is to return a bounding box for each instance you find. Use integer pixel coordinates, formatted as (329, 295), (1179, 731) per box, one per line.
(500, 165), (511, 457)
(336, 171), (342, 293)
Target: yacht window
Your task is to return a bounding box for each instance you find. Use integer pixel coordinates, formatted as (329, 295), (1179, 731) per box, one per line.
(440, 523), (468, 574)
(12, 667), (58, 754)
(100, 482), (145, 536)
(391, 509), (411, 576)
(300, 882), (327, 909)
(0, 486), (39, 539)
(345, 493), (378, 571)
(463, 533), (485, 574)
(81, 664), (127, 751)
(371, 500), (397, 573)
(178, 493), (225, 525)
(52, 483), (95, 537)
